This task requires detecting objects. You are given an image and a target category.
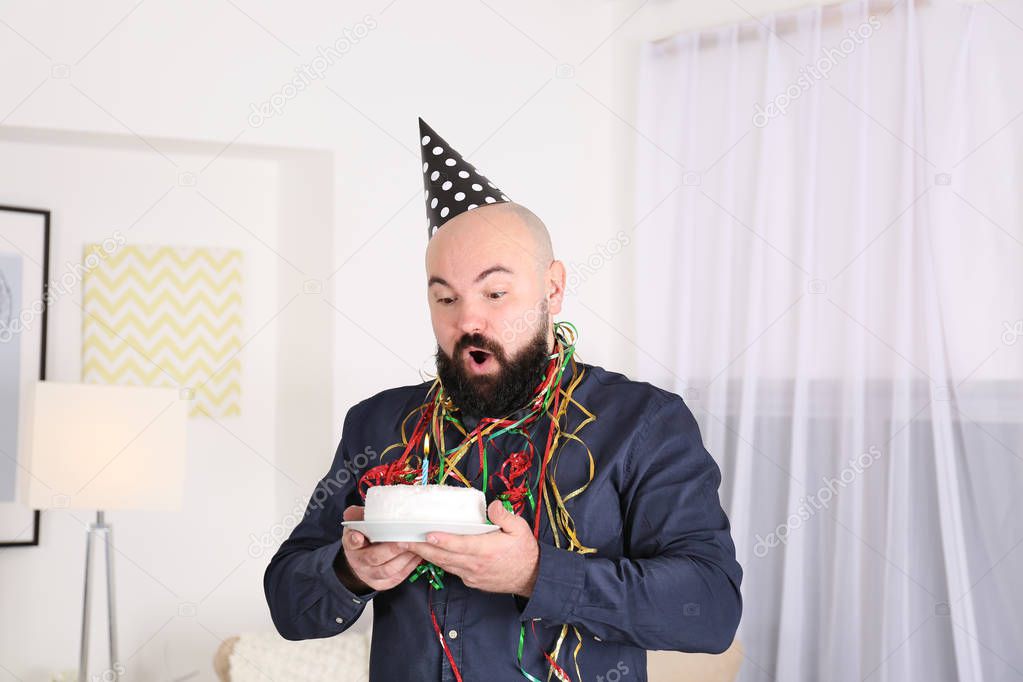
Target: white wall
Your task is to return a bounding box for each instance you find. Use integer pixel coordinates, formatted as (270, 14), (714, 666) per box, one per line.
(0, 128), (333, 679)
(0, 1), (822, 679)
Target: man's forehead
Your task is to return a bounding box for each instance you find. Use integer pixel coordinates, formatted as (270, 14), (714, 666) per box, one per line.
(428, 264), (515, 288)
(432, 204), (525, 243)
(427, 215), (538, 267)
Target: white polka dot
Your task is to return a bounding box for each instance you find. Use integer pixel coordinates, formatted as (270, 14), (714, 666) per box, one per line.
(432, 146), (444, 155)
(467, 204), (478, 210)
(442, 180), (452, 190)
(458, 170), (470, 178)
(431, 198), (438, 208)
(421, 135), (431, 145)
(422, 162), (428, 172)
(431, 171), (440, 181)
(487, 182), (496, 188)
(454, 192), (465, 201)
(431, 225), (438, 234)
(500, 194), (508, 201)
(445, 158), (457, 166)
(440, 206), (450, 217)
(485, 196), (496, 203)
(471, 183), (483, 191)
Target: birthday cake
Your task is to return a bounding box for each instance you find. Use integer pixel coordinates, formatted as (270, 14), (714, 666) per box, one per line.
(364, 484), (487, 524)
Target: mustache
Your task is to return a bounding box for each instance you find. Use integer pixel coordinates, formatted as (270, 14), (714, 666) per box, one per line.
(433, 316), (551, 419)
(453, 333), (504, 358)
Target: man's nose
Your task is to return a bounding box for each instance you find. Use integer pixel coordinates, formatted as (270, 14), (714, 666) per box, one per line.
(456, 299), (487, 336)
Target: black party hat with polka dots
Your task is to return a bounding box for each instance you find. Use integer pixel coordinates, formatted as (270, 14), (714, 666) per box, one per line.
(419, 117), (511, 239)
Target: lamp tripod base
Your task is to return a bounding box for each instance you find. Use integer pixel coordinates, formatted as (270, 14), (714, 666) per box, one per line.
(79, 510), (120, 682)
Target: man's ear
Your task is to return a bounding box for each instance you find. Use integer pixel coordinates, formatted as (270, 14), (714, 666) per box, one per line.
(547, 260), (566, 315)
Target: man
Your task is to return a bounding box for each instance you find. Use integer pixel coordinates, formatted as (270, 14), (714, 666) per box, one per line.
(264, 118), (742, 681)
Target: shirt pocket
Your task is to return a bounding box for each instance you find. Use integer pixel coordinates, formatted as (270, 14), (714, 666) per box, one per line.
(537, 475), (625, 558)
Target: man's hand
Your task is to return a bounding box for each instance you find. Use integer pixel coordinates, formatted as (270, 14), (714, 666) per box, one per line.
(338, 505), (423, 592)
(408, 500), (540, 596)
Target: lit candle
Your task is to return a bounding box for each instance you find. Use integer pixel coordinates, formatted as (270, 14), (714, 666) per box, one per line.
(420, 433), (430, 485)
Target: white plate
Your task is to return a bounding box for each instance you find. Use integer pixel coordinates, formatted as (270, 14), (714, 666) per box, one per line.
(342, 520), (500, 543)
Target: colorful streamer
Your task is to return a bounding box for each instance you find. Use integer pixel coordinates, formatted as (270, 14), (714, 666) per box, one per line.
(358, 321), (597, 681)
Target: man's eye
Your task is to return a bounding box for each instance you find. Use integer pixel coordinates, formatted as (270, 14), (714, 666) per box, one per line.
(437, 297), (455, 305)
(489, 291), (507, 300)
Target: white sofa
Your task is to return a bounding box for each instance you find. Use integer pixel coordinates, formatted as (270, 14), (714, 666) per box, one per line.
(213, 631), (743, 682)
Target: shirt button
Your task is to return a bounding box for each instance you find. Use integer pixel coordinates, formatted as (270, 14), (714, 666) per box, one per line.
(335, 617), (345, 624)
(448, 629), (458, 639)
(593, 636), (601, 642)
(351, 598), (361, 604)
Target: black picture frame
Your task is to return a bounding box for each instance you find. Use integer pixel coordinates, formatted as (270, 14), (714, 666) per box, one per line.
(0, 204), (49, 548)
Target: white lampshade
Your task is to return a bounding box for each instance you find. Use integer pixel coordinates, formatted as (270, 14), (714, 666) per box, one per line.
(22, 382), (187, 511)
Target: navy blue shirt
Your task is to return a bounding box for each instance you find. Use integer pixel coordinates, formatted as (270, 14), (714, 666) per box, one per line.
(263, 360), (742, 680)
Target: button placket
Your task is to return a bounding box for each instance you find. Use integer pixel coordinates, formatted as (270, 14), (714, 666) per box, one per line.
(441, 594), (465, 680)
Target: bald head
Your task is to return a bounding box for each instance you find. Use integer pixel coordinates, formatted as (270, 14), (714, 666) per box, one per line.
(492, 202), (554, 265)
(426, 201), (553, 271)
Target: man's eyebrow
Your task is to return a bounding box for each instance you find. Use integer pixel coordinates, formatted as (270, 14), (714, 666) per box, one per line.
(474, 265), (513, 282)
(428, 265), (514, 288)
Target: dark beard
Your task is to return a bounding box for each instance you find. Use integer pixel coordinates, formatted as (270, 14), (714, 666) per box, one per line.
(435, 316), (551, 420)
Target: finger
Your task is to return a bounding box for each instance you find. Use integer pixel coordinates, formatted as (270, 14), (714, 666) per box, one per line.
(342, 505), (366, 549)
(365, 553), (425, 589)
(422, 531), (493, 554)
(395, 552), (425, 580)
(343, 529), (366, 550)
(360, 541), (414, 567)
(369, 551), (421, 580)
(406, 541), (468, 572)
(399, 552), (424, 576)
(487, 500), (526, 533)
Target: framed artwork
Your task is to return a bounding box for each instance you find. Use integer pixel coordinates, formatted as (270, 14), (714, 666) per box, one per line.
(82, 244), (243, 417)
(0, 204), (49, 548)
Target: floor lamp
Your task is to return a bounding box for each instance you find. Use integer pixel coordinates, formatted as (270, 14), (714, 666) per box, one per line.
(23, 382), (187, 682)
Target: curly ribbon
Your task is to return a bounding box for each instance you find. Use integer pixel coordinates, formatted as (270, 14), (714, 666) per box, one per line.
(357, 321), (597, 682)
(409, 561), (445, 590)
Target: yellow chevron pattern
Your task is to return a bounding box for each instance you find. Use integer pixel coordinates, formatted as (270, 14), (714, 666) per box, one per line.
(81, 244), (244, 417)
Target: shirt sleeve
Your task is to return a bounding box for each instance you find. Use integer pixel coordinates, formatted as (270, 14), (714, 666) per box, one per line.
(263, 403), (382, 640)
(518, 393), (743, 653)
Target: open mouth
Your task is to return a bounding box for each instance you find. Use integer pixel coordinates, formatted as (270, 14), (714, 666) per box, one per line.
(464, 347), (495, 373)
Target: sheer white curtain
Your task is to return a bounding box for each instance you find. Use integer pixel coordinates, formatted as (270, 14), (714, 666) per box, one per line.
(633, 1), (1023, 680)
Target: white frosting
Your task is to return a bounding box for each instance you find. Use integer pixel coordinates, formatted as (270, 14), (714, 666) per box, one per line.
(364, 484), (487, 524)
